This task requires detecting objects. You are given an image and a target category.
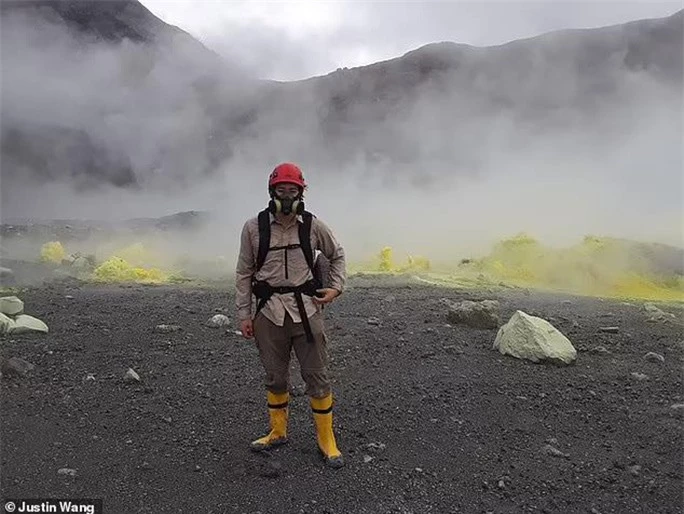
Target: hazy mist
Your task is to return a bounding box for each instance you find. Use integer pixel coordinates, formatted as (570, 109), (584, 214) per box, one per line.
(1, 6), (682, 271)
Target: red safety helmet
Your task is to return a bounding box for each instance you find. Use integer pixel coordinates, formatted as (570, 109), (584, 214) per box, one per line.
(268, 162), (306, 189)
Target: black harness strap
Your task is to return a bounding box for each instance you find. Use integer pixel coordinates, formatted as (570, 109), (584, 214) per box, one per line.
(257, 209), (315, 272)
(252, 208), (321, 344)
(298, 211), (315, 273)
(256, 209), (271, 272)
(293, 289), (314, 343)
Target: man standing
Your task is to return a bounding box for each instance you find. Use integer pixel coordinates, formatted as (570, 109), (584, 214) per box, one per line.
(235, 162), (347, 468)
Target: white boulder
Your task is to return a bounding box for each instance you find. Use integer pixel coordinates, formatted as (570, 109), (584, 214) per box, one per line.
(0, 313), (16, 334)
(10, 314), (49, 334)
(493, 310), (577, 366)
(0, 296), (24, 316)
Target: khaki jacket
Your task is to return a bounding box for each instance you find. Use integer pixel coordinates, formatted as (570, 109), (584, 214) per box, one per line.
(235, 212), (346, 326)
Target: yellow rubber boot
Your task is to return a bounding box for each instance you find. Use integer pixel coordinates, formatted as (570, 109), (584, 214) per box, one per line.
(311, 393), (344, 468)
(250, 391), (289, 451)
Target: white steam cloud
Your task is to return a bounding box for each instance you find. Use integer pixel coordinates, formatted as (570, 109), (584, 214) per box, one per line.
(0, 6), (682, 273)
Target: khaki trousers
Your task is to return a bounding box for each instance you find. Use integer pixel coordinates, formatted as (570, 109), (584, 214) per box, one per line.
(253, 310), (331, 398)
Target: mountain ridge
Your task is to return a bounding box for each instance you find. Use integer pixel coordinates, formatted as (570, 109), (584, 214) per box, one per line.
(0, 2), (681, 196)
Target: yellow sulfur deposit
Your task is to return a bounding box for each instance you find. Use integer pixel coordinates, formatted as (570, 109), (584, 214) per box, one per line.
(463, 233), (684, 302)
(93, 256), (167, 284)
(360, 233), (683, 302)
(378, 247), (394, 271)
(40, 241), (66, 264)
(374, 247), (431, 273)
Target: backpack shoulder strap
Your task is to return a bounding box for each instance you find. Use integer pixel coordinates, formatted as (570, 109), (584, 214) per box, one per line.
(256, 208), (271, 272)
(298, 211), (316, 275)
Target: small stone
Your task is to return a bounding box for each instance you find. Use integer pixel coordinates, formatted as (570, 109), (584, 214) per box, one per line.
(644, 352), (665, 363)
(542, 444), (569, 459)
(123, 368), (140, 383)
(194, 465), (201, 472)
(644, 302), (660, 313)
(446, 299), (500, 329)
(363, 455), (373, 463)
(65, 295), (74, 300)
(443, 345), (464, 355)
(590, 346), (610, 354)
(84, 373), (96, 381)
(367, 317), (380, 326)
(206, 314), (230, 328)
(628, 465), (642, 476)
(598, 326), (619, 334)
(670, 403), (684, 410)
(1, 357), (35, 377)
(644, 303), (676, 322)
(630, 372), (649, 381)
(366, 442), (386, 451)
(415, 467), (423, 472)
(498, 480), (506, 489)
(154, 324), (181, 334)
(57, 468), (77, 476)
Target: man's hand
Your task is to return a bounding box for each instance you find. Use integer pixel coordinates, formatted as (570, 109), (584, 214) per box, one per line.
(313, 288), (340, 305)
(240, 319), (254, 339)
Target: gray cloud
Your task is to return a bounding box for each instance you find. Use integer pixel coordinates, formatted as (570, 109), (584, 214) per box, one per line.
(143, 0), (682, 80)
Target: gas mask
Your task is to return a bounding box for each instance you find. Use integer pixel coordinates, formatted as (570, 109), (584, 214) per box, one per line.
(269, 189), (304, 215)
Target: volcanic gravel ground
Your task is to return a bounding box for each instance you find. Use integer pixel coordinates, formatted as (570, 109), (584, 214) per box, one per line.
(1, 278), (683, 514)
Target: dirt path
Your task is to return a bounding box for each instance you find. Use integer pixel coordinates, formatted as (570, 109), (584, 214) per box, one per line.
(1, 280), (682, 513)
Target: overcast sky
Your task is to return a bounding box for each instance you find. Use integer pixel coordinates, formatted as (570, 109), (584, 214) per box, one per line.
(140, 1), (681, 81)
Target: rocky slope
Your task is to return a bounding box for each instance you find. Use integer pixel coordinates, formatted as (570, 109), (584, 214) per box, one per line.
(1, 3), (681, 192)
(1, 279), (682, 513)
